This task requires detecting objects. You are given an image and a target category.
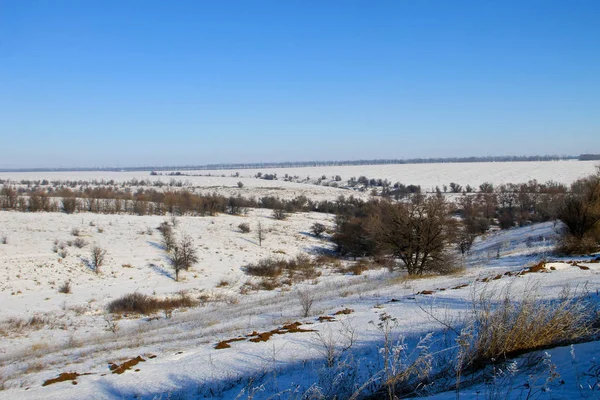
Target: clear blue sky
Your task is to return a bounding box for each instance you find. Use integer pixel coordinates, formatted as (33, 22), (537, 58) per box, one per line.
(0, 0), (599, 168)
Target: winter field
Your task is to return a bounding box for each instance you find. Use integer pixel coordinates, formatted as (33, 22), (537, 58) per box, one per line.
(1, 160), (597, 196)
(0, 161), (599, 399)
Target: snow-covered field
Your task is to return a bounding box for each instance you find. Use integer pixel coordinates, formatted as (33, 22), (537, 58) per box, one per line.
(0, 162), (599, 399)
(1, 160), (597, 193)
(184, 160), (598, 190)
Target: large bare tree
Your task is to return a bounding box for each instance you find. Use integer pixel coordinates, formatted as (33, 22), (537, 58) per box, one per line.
(376, 195), (456, 275)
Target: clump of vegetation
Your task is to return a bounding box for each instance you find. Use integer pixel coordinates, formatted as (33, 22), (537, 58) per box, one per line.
(557, 168), (600, 254)
(463, 285), (596, 369)
(70, 227), (80, 237)
(58, 281), (71, 294)
(106, 292), (196, 315)
(158, 221), (175, 251)
(272, 208), (288, 220)
(242, 255), (321, 291)
(238, 223), (251, 233)
(311, 222), (327, 238)
(332, 194), (459, 275)
(73, 237), (87, 248)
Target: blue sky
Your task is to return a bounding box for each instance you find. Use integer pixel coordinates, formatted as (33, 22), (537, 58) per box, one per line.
(0, 1), (599, 168)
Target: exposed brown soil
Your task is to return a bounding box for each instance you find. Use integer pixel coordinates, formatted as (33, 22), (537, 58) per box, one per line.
(42, 372), (91, 387)
(318, 316), (335, 322)
(217, 322), (316, 348)
(109, 356), (145, 374)
(518, 261), (547, 275)
(417, 290), (435, 295)
(452, 284), (469, 290)
(334, 308), (354, 315)
(215, 337), (246, 349)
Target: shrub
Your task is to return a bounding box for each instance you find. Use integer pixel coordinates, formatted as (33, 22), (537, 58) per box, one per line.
(272, 208), (287, 220)
(106, 292), (196, 315)
(238, 223), (251, 233)
(58, 281), (71, 294)
(61, 197), (77, 214)
(158, 222), (175, 251)
(242, 255), (320, 289)
(311, 222), (326, 238)
(1, 236), (6, 245)
(73, 237), (87, 248)
(244, 257), (285, 278)
(70, 227), (80, 237)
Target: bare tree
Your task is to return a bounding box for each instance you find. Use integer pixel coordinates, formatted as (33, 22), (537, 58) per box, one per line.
(168, 234), (198, 281)
(297, 289), (315, 317)
(376, 195), (457, 275)
(179, 234), (198, 271)
(168, 245), (185, 282)
(91, 246), (106, 274)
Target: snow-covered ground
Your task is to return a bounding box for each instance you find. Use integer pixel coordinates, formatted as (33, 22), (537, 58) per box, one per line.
(1, 161), (599, 399)
(1, 160), (597, 192)
(0, 208), (599, 399)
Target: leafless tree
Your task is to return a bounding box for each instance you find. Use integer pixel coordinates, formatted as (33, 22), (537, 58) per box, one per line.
(91, 246), (106, 274)
(179, 234), (198, 271)
(168, 234), (198, 281)
(297, 289), (315, 317)
(376, 195), (457, 275)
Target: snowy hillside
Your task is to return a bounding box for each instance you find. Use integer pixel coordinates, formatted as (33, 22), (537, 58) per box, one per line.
(0, 209), (598, 399)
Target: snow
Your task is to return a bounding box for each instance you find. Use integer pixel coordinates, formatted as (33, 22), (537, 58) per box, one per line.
(1, 163), (599, 399)
(1, 160), (597, 194)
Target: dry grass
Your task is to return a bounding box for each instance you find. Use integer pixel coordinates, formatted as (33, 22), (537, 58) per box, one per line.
(242, 255), (321, 290)
(72, 237), (87, 248)
(0, 315), (50, 335)
(463, 284), (597, 369)
(106, 292), (197, 315)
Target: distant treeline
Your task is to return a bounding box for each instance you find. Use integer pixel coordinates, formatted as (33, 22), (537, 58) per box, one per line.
(0, 154), (586, 173)
(579, 154), (600, 161)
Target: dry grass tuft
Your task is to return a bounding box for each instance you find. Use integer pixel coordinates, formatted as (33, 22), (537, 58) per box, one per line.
(58, 280), (71, 294)
(106, 292), (197, 315)
(464, 284), (596, 369)
(242, 255), (321, 290)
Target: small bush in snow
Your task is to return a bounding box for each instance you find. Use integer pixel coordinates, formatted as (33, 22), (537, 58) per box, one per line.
(311, 222), (327, 238)
(58, 281), (71, 294)
(73, 237), (87, 248)
(238, 223), (251, 233)
(106, 292), (196, 315)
